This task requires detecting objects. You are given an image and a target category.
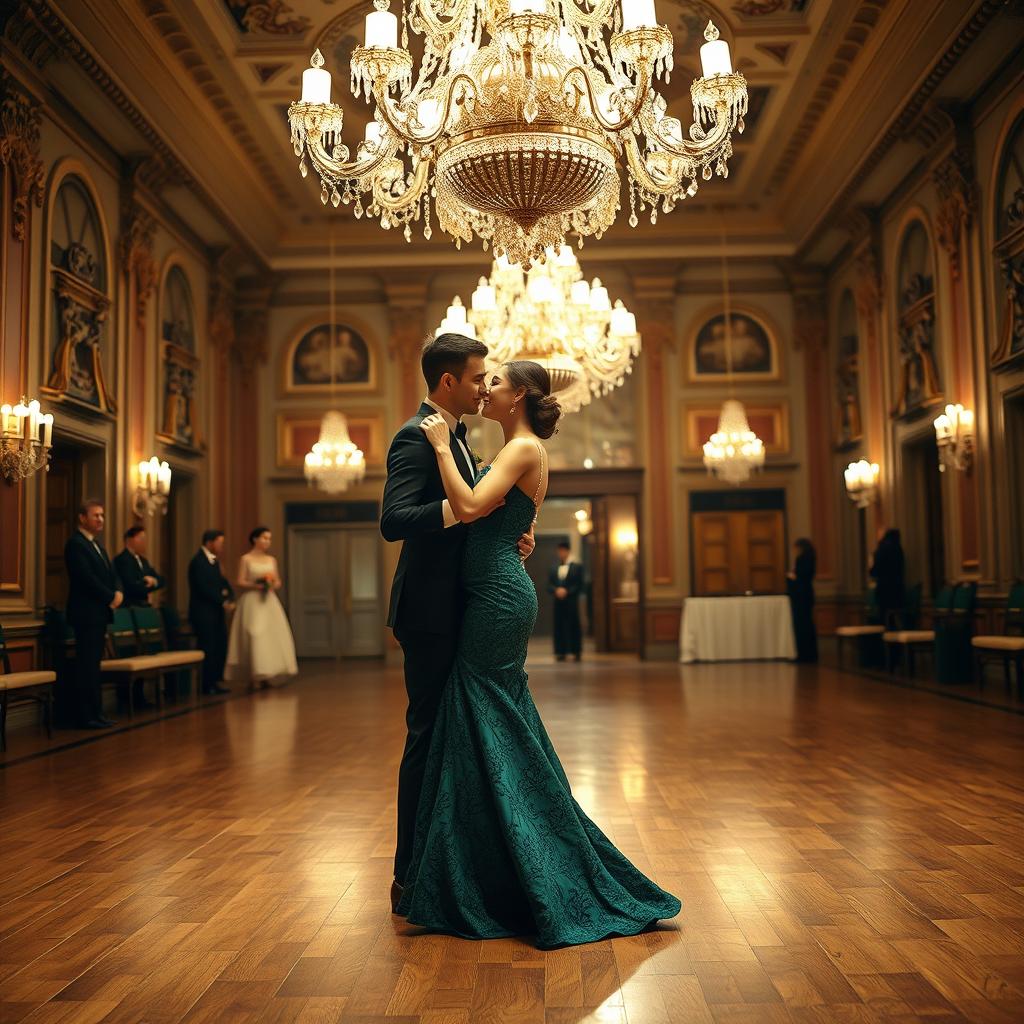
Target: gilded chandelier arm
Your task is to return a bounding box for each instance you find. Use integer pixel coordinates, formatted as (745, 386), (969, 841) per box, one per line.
(412, 0), (475, 38)
(372, 155), (432, 212)
(560, 64), (651, 133)
(622, 134), (691, 196)
(307, 131), (397, 182)
(372, 72), (479, 147)
(648, 105), (734, 161)
(558, 0), (621, 33)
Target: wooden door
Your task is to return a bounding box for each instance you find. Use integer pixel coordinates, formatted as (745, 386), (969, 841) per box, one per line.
(692, 510), (785, 596)
(45, 445), (82, 608)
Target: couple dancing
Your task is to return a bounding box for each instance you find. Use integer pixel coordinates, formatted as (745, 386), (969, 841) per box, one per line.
(381, 333), (679, 949)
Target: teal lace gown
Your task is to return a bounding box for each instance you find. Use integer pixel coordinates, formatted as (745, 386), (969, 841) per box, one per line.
(396, 468), (681, 948)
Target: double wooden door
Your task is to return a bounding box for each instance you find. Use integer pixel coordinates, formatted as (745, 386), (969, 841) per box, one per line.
(692, 510), (786, 596)
(287, 526), (383, 658)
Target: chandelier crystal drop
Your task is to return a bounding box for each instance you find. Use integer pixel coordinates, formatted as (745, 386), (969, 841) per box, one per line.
(304, 411), (367, 494)
(436, 245), (640, 413)
(288, 1), (747, 265)
(702, 399), (765, 485)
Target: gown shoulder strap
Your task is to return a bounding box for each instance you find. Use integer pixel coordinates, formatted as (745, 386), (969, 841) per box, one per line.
(531, 440), (546, 510)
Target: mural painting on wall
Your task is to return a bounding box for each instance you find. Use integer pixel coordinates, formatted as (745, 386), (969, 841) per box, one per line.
(287, 321), (375, 393)
(45, 245), (116, 414)
(732, 0), (808, 16)
(893, 272), (942, 418)
(688, 308), (778, 382)
(159, 347), (201, 449)
(836, 333), (862, 446)
(992, 127), (1024, 369)
(223, 1), (310, 35)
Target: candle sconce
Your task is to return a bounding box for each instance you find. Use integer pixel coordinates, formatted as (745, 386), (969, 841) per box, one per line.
(844, 459), (879, 509)
(133, 456), (172, 517)
(0, 397), (54, 483)
(933, 403), (974, 473)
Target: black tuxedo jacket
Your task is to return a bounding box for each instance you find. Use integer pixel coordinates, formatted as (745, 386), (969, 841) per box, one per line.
(113, 549), (166, 607)
(64, 531), (123, 628)
(548, 561), (583, 598)
(381, 402), (476, 635)
(187, 550), (234, 628)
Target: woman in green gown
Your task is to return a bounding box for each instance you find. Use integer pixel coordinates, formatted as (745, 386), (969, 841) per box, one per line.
(396, 360), (680, 949)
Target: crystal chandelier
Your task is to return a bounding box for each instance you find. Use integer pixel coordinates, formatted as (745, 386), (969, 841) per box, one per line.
(288, 0), (747, 265)
(436, 245), (638, 412)
(304, 411), (367, 494)
(304, 229), (367, 494)
(0, 397), (54, 483)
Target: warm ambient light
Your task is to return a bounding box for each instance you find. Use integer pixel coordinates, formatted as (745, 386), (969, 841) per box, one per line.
(933, 403), (974, 473)
(287, 2), (746, 266)
(702, 399), (765, 485)
(133, 456), (172, 517)
(844, 459), (879, 508)
(613, 525), (638, 550)
(304, 411), (367, 494)
(0, 396), (54, 483)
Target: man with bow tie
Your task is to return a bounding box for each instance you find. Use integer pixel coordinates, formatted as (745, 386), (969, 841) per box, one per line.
(64, 498), (123, 729)
(187, 529), (234, 696)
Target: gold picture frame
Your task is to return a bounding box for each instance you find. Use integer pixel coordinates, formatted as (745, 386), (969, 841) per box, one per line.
(683, 401), (790, 456)
(685, 303), (782, 384)
(282, 312), (379, 394)
(276, 412), (385, 469)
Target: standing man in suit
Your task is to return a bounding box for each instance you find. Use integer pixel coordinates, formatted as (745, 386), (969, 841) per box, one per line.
(113, 524), (166, 709)
(64, 498), (123, 729)
(114, 526), (165, 607)
(380, 333), (535, 910)
(549, 541), (583, 661)
(188, 529), (233, 696)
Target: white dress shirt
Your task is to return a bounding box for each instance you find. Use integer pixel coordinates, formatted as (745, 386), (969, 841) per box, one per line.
(424, 397), (475, 529)
(557, 561), (571, 582)
(201, 545), (218, 564)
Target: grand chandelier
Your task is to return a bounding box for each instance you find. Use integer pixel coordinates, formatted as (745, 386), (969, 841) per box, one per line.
(304, 411), (367, 493)
(703, 399), (764, 484)
(288, 0), (747, 265)
(436, 245), (638, 412)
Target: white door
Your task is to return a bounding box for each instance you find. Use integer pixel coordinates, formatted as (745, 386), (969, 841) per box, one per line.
(288, 526), (384, 658)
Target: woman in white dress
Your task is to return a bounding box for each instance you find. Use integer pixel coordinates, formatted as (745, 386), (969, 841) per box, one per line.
(225, 526), (298, 689)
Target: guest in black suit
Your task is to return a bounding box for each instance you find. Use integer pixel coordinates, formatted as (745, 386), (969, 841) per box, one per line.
(870, 527), (906, 626)
(548, 541), (583, 661)
(786, 537), (818, 663)
(113, 525), (165, 607)
(188, 529), (234, 695)
(381, 333), (535, 902)
(113, 524), (167, 709)
(64, 498), (123, 729)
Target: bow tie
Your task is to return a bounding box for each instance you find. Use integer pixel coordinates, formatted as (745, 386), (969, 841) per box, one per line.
(454, 421), (468, 444)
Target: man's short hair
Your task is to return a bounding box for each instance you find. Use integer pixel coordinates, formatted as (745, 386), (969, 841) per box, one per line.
(124, 525), (146, 541)
(421, 332), (489, 392)
(557, 541), (571, 550)
(78, 498), (103, 517)
(201, 528), (224, 546)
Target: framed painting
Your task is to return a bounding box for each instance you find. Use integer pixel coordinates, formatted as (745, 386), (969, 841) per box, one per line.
(686, 305), (780, 383)
(283, 315), (378, 394)
(277, 412), (385, 469)
(683, 401), (790, 456)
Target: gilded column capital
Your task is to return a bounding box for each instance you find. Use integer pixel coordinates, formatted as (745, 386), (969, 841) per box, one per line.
(207, 246), (238, 352)
(233, 281), (273, 375)
(934, 145), (976, 282)
(0, 71), (45, 242)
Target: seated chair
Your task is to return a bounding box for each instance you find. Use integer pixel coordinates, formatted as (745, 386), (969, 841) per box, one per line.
(936, 580), (977, 684)
(0, 623), (57, 752)
(100, 607), (166, 715)
(972, 583), (1024, 695)
(835, 588), (886, 670)
(883, 582), (935, 676)
(131, 606), (204, 705)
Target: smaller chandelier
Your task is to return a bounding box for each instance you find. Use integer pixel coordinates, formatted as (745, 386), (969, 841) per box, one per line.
(933, 403), (974, 473)
(305, 411), (366, 494)
(702, 400), (765, 485)
(1, 397), (54, 483)
(844, 459), (879, 508)
(133, 456), (172, 517)
(437, 245), (639, 413)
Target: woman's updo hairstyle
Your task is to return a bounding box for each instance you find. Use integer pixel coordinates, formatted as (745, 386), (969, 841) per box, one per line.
(504, 360), (562, 440)
(248, 525), (270, 546)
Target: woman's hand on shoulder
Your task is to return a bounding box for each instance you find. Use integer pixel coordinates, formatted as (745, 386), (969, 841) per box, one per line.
(419, 413), (449, 451)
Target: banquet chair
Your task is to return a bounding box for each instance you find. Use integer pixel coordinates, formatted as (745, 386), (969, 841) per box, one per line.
(0, 624), (56, 752)
(973, 584), (1024, 695)
(835, 589), (886, 670)
(882, 583), (935, 676)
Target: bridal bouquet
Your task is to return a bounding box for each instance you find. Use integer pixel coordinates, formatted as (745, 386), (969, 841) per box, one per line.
(258, 573), (274, 597)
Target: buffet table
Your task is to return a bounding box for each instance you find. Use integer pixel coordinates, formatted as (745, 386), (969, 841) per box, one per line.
(679, 595), (796, 663)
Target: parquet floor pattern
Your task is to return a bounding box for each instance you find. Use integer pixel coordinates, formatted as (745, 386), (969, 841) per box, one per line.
(3, 655), (1024, 1023)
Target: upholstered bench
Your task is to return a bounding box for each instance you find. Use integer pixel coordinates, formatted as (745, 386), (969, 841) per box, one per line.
(0, 669), (57, 751)
(882, 629), (936, 676)
(972, 585), (1024, 693)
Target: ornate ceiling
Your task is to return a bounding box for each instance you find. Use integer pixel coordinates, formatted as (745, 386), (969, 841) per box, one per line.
(24, 0), (1014, 271)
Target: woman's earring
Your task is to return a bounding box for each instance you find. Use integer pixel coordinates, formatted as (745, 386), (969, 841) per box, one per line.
(510, 401), (517, 416)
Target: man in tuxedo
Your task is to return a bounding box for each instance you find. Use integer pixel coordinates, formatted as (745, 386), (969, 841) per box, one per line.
(381, 333), (535, 908)
(113, 526), (165, 607)
(113, 525), (166, 709)
(64, 499), (123, 729)
(549, 541), (583, 661)
(187, 529), (233, 695)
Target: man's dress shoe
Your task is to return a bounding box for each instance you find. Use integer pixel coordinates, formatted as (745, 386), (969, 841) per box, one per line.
(390, 880), (404, 914)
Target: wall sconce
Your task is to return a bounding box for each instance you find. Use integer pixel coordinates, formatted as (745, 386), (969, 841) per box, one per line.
(574, 508), (593, 536)
(933, 403), (974, 473)
(1, 397), (54, 483)
(844, 459), (879, 508)
(133, 456), (171, 517)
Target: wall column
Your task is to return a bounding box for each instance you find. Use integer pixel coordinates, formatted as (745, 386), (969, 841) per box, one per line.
(385, 278), (428, 423)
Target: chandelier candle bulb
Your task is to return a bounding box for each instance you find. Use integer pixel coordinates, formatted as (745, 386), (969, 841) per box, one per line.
(621, 0), (658, 31)
(589, 283), (610, 312)
(364, 6), (398, 49)
(471, 281), (496, 311)
(700, 22), (733, 77)
(571, 280), (591, 305)
(417, 98), (442, 133)
(363, 120), (383, 146)
(301, 54), (332, 105)
(41, 413), (53, 448)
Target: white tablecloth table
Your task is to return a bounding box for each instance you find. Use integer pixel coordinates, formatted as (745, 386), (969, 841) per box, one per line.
(679, 595), (796, 663)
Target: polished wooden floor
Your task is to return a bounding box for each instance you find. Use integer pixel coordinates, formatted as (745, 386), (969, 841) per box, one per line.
(3, 652), (1024, 1023)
